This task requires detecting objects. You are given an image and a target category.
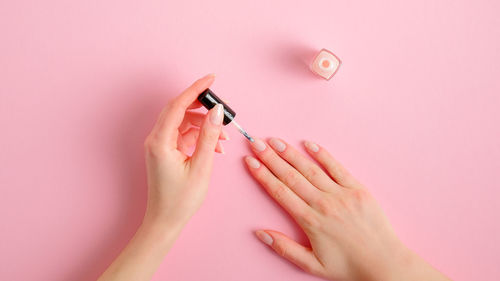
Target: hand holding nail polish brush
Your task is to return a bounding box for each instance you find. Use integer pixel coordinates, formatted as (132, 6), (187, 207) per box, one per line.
(197, 88), (255, 142)
(100, 74), (451, 281)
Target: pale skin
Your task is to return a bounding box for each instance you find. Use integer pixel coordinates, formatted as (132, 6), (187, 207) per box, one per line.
(98, 74), (451, 281)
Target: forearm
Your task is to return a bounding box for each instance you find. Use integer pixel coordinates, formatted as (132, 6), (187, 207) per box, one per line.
(367, 247), (451, 281)
(98, 219), (181, 281)
(390, 250), (450, 281)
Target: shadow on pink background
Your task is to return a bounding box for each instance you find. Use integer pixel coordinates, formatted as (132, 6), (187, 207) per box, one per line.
(1, 0), (499, 280)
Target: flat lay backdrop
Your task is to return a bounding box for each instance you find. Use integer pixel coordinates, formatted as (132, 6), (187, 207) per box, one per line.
(1, 1), (499, 280)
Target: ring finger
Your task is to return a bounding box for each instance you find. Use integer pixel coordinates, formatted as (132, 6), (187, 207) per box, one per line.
(250, 138), (322, 205)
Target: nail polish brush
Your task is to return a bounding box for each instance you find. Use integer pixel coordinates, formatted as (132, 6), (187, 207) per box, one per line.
(197, 88), (255, 142)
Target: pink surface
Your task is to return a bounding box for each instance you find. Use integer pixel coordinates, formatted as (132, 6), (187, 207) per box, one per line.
(1, 1), (499, 280)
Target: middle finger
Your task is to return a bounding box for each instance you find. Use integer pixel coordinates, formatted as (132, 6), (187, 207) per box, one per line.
(250, 138), (322, 205)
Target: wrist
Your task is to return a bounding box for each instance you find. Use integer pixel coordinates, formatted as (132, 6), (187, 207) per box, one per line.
(139, 214), (185, 248)
(143, 206), (190, 231)
(385, 246), (420, 281)
(370, 244), (445, 281)
(355, 240), (416, 281)
(142, 215), (183, 233)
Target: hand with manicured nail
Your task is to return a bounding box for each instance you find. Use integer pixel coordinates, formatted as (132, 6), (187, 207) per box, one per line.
(246, 138), (450, 281)
(99, 74), (227, 281)
(142, 75), (227, 227)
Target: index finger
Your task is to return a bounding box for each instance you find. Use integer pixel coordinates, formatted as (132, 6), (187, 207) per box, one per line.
(153, 74), (216, 148)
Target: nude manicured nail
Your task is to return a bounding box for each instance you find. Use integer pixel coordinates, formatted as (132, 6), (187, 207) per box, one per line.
(210, 104), (224, 125)
(269, 138), (286, 152)
(245, 156), (261, 169)
(251, 138), (266, 152)
(305, 141), (319, 152)
(255, 230), (273, 246)
(217, 143), (225, 154)
(220, 130), (230, 140)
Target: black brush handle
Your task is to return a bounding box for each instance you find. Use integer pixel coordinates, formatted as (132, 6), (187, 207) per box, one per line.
(197, 88), (235, 125)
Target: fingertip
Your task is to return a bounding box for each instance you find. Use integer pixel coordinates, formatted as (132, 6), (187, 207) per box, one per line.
(215, 141), (225, 154)
(209, 104), (224, 125)
(250, 138), (267, 152)
(256, 230), (324, 276)
(189, 73), (216, 97)
(199, 73), (216, 81)
(304, 140), (320, 153)
(244, 156), (261, 169)
(255, 230), (274, 246)
(269, 138), (287, 153)
(220, 130), (230, 140)
(200, 73), (216, 86)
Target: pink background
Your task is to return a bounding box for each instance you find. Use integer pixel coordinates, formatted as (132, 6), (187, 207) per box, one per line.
(1, 0), (499, 280)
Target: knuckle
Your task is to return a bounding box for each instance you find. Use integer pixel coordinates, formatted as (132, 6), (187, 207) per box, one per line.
(168, 98), (181, 109)
(351, 188), (369, 203)
(274, 240), (288, 257)
(348, 189), (371, 212)
(200, 127), (219, 142)
(338, 197), (351, 210)
(325, 160), (341, 175)
(284, 170), (300, 188)
(303, 165), (321, 180)
(315, 198), (334, 215)
(271, 185), (288, 203)
(339, 192), (365, 213)
(333, 166), (346, 179)
(143, 137), (152, 151)
(254, 169), (266, 180)
(144, 136), (167, 158)
(298, 211), (321, 229)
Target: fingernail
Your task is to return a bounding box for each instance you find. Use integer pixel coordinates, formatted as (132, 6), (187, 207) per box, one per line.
(251, 138), (266, 152)
(269, 138), (286, 152)
(220, 130), (230, 140)
(304, 141), (319, 152)
(245, 156), (261, 169)
(210, 104), (224, 125)
(204, 73), (216, 78)
(255, 230), (273, 246)
(218, 143), (225, 154)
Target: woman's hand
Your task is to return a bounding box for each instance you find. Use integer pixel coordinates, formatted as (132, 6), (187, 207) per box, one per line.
(142, 73), (227, 231)
(99, 74), (227, 281)
(245, 138), (450, 281)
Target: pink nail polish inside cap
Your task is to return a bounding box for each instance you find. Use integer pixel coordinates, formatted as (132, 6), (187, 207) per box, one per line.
(310, 48), (341, 80)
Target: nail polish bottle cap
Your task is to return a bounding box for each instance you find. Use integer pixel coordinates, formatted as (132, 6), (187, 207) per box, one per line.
(197, 88), (236, 125)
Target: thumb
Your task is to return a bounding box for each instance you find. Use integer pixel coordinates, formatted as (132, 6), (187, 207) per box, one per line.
(255, 230), (325, 277)
(190, 104), (224, 175)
